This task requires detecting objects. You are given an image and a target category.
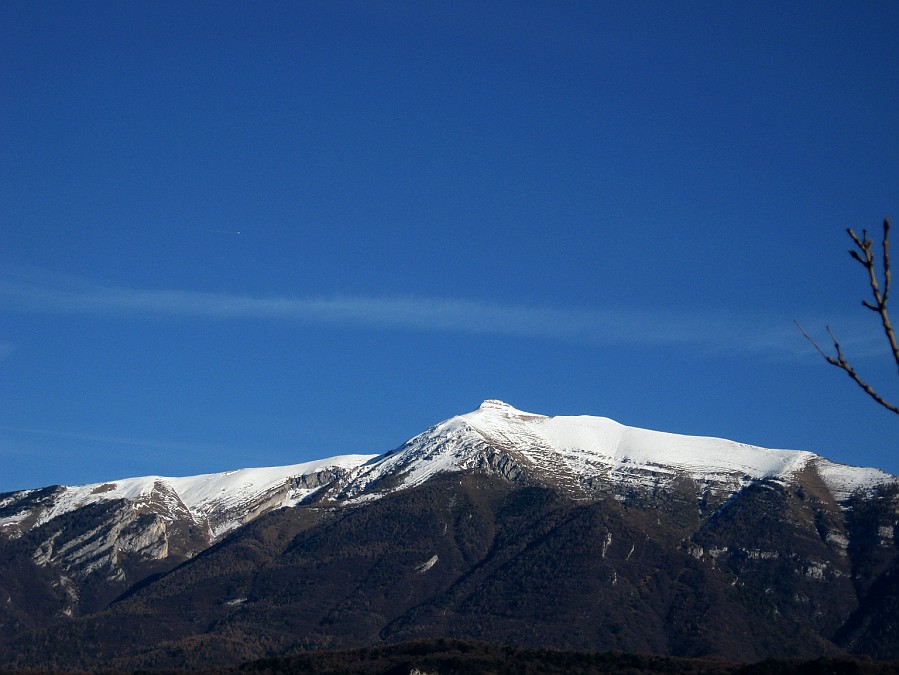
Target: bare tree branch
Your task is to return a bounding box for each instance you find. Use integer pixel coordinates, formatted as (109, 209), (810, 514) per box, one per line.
(846, 218), (899, 373)
(796, 321), (899, 414)
(798, 217), (899, 415)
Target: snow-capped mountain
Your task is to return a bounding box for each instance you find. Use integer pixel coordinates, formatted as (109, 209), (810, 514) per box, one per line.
(4, 400), (890, 548)
(330, 399), (893, 504)
(1, 400), (893, 565)
(0, 454), (375, 541)
(2, 401), (898, 668)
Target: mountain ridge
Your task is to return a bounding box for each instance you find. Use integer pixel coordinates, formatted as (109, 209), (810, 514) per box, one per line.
(2, 400), (893, 542)
(2, 400), (897, 668)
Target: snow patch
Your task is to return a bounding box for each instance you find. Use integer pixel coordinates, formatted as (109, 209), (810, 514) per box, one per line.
(416, 554), (438, 573)
(11, 454), (377, 539)
(814, 459), (895, 502)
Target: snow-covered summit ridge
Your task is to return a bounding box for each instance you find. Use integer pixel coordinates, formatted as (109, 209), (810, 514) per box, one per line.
(2, 401), (894, 541)
(88, 454), (371, 510)
(401, 400), (894, 498)
(0, 454), (376, 539)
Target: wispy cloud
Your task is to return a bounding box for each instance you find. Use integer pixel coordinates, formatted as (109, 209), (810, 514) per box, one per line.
(0, 270), (882, 359)
(0, 424), (210, 454)
(0, 423), (268, 470)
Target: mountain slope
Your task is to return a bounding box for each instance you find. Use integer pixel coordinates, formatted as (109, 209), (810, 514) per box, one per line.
(0, 401), (896, 669)
(331, 400), (889, 504)
(3, 401), (890, 540)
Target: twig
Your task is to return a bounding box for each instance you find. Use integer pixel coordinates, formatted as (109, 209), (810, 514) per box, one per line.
(847, 219), (899, 374)
(796, 217), (898, 415)
(796, 321), (899, 414)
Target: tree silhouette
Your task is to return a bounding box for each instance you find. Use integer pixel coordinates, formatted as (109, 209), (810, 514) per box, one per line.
(797, 217), (898, 414)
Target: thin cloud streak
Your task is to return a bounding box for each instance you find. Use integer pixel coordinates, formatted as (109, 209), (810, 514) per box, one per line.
(0, 274), (877, 359)
(0, 424), (219, 454)
(0, 425), (263, 474)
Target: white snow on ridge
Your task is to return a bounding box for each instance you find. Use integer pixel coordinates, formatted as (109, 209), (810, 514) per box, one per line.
(4, 454), (377, 532)
(168, 454), (375, 511)
(334, 400), (895, 501)
(454, 401), (892, 496)
(3, 401), (894, 536)
(458, 400), (815, 481)
(337, 422), (477, 500)
(815, 459), (895, 502)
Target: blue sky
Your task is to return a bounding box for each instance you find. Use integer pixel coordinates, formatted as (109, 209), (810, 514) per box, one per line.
(2, 1), (897, 492)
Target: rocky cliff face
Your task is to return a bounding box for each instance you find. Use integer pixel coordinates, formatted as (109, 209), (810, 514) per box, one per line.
(0, 401), (896, 669)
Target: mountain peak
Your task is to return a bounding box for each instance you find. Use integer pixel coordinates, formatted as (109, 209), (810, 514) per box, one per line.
(477, 399), (518, 411)
(472, 400), (544, 419)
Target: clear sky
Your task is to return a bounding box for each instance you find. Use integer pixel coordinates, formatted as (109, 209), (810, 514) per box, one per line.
(2, 1), (897, 492)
